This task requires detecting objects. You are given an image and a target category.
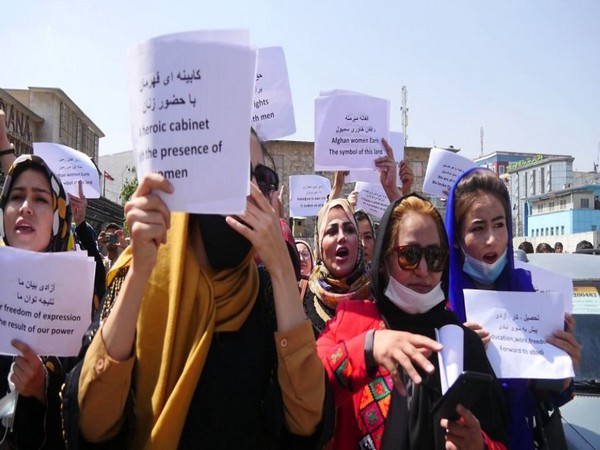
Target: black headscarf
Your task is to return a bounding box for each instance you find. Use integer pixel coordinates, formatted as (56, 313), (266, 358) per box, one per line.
(369, 193), (508, 449)
(370, 193), (452, 330)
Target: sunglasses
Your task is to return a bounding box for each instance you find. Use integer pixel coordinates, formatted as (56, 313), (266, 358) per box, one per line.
(392, 244), (447, 272)
(251, 164), (279, 196)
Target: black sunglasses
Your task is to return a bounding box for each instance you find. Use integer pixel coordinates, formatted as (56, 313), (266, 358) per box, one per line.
(392, 244), (447, 272)
(251, 164), (279, 195)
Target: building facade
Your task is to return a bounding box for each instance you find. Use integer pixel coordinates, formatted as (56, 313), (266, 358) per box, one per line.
(97, 141), (436, 242)
(2, 87), (104, 163)
(474, 151), (572, 178)
(526, 184), (600, 237)
(266, 140), (436, 241)
(506, 155), (574, 237)
(1, 87), (123, 230)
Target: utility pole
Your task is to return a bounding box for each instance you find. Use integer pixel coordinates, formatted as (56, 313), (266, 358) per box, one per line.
(480, 126), (484, 157)
(401, 86), (408, 146)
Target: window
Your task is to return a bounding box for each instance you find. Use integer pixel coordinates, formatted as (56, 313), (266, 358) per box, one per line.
(499, 165), (505, 175)
(559, 199), (567, 210)
(561, 226), (564, 234)
(538, 204), (544, 213)
(593, 225), (597, 232)
(549, 201), (554, 211)
(581, 198), (590, 208)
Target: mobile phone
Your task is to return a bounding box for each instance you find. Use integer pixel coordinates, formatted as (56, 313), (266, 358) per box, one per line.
(103, 234), (117, 244)
(431, 371), (493, 421)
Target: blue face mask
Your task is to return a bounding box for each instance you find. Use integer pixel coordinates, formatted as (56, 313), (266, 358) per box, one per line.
(462, 248), (507, 285)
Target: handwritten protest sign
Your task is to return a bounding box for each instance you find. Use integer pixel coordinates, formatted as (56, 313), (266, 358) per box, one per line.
(33, 143), (101, 198)
(289, 175), (331, 217)
(252, 47), (296, 140)
(0, 246), (95, 357)
(354, 181), (389, 219)
(423, 148), (476, 197)
(128, 30), (257, 214)
(347, 131), (405, 185)
(314, 92), (389, 171)
(464, 289), (574, 379)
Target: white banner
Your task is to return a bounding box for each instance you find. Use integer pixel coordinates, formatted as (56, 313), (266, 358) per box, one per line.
(515, 259), (573, 314)
(128, 30), (257, 214)
(354, 181), (390, 219)
(464, 289), (574, 379)
(347, 131), (404, 185)
(0, 247), (95, 357)
(289, 175), (331, 217)
(252, 47), (296, 140)
(33, 143), (101, 198)
(314, 92), (389, 171)
(422, 148), (476, 197)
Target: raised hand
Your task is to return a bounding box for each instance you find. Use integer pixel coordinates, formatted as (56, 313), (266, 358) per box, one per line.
(226, 182), (287, 272)
(69, 180), (88, 226)
(124, 173), (173, 275)
(399, 160), (414, 195)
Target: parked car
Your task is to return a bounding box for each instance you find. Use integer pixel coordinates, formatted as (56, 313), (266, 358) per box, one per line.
(525, 253), (600, 449)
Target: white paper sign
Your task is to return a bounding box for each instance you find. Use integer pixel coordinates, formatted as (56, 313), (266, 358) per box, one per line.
(128, 30), (257, 214)
(464, 289), (574, 379)
(252, 47), (296, 140)
(289, 175), (331, 218)
(33, 143), (101, 198)
(314, 93), (390, 171)
(0, 247), (95, 357)
(423, 148), (477, 197)
(436, 324), (464, 394)
(346, 131), (405, 185)
(354, 181), (390, 219)
(515, 260), (573, 314)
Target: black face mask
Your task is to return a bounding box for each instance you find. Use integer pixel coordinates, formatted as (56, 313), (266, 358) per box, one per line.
(195, 214), (252, 269)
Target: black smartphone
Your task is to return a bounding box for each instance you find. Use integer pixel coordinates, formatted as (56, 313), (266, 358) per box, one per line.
(431, 371), (493, 421)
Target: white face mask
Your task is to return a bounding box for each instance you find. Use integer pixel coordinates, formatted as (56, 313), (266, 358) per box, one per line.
(384, 277), (445, 315)
(462, 248), (508, 285)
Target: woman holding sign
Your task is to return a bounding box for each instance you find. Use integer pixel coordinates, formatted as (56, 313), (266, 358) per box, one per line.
(0, 154), (74, 449)
(317, 194), (508, 449)
(445, 167), (581, 449)
(63, 132), (326, 450)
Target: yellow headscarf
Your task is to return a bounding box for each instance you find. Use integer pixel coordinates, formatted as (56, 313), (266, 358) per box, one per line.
(107, 212), (259, 449)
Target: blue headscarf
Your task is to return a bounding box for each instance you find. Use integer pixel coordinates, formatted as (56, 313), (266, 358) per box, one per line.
(445, 167), (534, 321)
(445, 167), (537, 449)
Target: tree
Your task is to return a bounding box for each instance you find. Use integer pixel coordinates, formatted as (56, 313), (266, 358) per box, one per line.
(119, 166), (138, 204)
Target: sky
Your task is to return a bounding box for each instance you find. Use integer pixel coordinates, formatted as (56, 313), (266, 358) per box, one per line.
(3, 0), (599, 171)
